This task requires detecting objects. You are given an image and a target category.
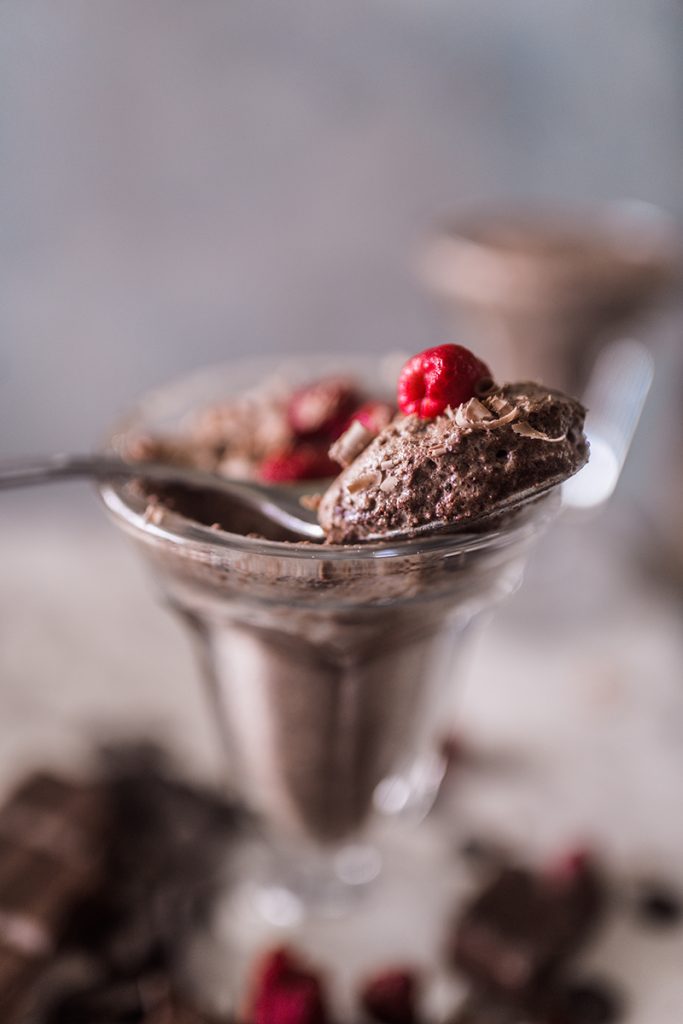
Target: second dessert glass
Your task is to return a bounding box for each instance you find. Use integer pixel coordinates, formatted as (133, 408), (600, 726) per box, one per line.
(101, 355), (560, 920)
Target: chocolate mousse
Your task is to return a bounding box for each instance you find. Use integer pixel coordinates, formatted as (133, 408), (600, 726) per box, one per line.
(318, 380), (588, 543)
(125, 375), (393, 486)
(109, 345), (589, 845)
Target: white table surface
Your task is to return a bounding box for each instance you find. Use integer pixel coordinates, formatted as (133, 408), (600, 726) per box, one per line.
(1, 488), (683, 1021)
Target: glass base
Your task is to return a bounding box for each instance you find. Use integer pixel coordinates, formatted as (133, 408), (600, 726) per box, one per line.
(243, 839), (383, 926)
(181, 818), (470, 1019)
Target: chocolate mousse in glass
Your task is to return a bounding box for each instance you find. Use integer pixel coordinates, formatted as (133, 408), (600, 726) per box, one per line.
(422, 202), (678, 394)
(100, 348), (587, 918)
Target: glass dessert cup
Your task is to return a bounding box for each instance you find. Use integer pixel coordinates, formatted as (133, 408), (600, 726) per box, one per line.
(422, 201), (678, 394)
(100, 355), (560, 921)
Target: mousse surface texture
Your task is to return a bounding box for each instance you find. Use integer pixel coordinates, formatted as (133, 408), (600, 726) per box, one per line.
(318, 381), (588, 543)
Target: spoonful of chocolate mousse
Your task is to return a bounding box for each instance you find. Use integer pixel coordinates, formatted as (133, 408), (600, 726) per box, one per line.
(0, 344), (589, 544)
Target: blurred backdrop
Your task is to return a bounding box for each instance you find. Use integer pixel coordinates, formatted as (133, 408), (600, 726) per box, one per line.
(2, 7), (683, 1016)
(1, 0), (682, 459)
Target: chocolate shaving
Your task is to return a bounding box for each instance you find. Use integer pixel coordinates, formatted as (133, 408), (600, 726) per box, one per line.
(347, 470), (382, 493)
(379, 476), (399, 493)
(329, 420), (374, 468)
(299, 493), (322, 511)
(454, 397), (519, 431)
(511, 422), (567, 443)
(486, 395), (516, 418)
(143, 504), (165, 526)
(454, 398), (494, 428)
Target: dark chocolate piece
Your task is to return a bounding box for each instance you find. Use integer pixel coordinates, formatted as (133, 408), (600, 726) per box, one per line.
(142, 995), (224, 1022)
(63, 747), (245, 977)
(634, 881), (682, 927)
(544, 978), (623, 1024)
(452, 864), (604, 1003)
(0, 754), (244, 1022)
(0, 774), (109, 1020)
(0, 947), (46, 1021)
(46, 972), (170, 1022)
(458, 837), (508, 873)
(448, 993), (522, 1023)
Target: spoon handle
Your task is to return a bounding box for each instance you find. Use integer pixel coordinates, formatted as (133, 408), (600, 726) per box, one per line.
(0, 453), (134, 489)
(0, 453), (326, 541)
(562, 338), (654, 510)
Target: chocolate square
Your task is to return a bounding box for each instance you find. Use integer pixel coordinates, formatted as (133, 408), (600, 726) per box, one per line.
(452, 865), (604, 1002)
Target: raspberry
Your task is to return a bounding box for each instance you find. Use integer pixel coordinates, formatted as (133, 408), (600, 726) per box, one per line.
(259, 444), (337, 483)
(397, 344), (491, 419)
(248, 947), (330, 1024)
(360, 969), (419, 1024)
(288, 378), (358, 439)
(348, 400), (395, 435)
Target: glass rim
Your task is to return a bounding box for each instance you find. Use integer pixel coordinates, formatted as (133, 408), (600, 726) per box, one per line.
(101, 481), (558, 564)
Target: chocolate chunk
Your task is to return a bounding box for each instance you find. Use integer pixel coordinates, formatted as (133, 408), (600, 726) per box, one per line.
(46, 972), (170, 1023)
(142, 995), (224, 1022)
(0, 755), (243, 1021)
(0, 774), (109, 1019)
(543, 979), (623, 1024)
(633, 882), (682, 927)
(0, 947), (45, 1021)
(447, 993), (522, 1023)
(458, 837), (507, 872)
(0, 775), (106, 868)
(63, 745), (246, 982)
(452, 865), (604, 1003)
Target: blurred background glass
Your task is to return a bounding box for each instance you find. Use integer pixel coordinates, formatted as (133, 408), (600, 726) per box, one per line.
(1, 1), (681, 455)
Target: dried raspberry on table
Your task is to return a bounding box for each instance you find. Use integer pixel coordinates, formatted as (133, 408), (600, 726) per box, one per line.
(247, 947), (330, 1024)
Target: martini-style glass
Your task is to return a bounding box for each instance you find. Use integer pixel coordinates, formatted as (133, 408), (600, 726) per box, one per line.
(100, 354), (560, 921)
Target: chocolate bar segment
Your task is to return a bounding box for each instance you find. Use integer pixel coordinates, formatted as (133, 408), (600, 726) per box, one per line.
(143, 995), (226, 1023)
(0, 774), (105, 867)
(452, 865), (604, 1003)
(0, 946), (48, 1020)
(448, 993), (524, 1023)
(0, 775), (108, 1021)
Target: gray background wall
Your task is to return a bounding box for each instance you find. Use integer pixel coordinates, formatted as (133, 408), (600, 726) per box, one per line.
(1, 0), (682, 457)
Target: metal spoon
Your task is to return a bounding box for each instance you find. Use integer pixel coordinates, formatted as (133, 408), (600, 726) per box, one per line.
(0, 451), (559, 545)
(0, 453), (326, 542)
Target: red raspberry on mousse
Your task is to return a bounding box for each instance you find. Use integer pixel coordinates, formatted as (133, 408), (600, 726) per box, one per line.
(397, 344), (491, 419)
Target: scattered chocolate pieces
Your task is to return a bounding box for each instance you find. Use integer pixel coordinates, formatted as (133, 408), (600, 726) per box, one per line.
(0, 747), (244, 1023)
(452, 862), (605, 1004)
